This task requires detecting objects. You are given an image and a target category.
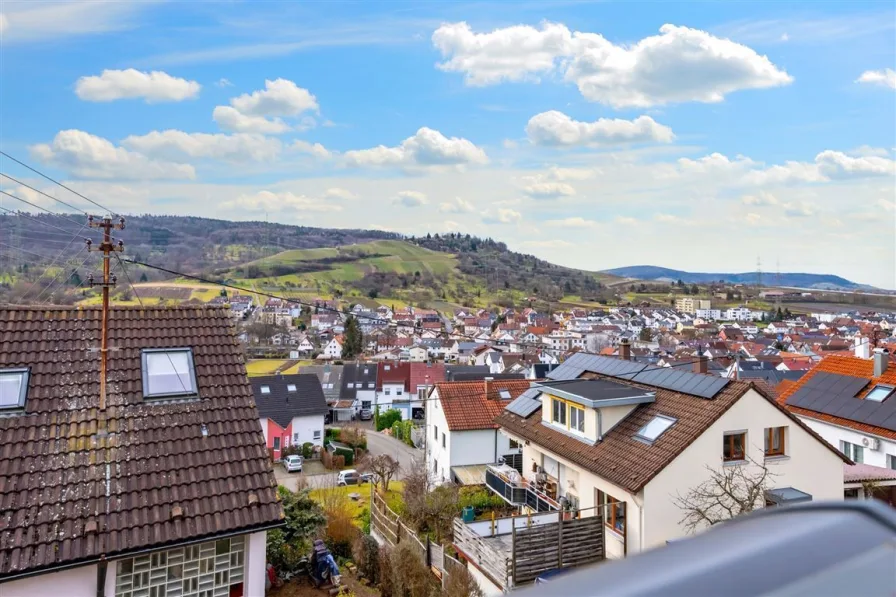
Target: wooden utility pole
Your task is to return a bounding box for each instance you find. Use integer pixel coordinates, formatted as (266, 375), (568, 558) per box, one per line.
(87, 215), (125, 410)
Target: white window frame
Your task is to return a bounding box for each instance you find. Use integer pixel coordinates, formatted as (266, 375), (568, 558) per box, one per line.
(840, 440), (865, 463)
(287, 384), (297, 392)
(141, 348), (198, 400)
(635, 415), (676, 443)
(0, 368), (29, 410)
(260, 385), (271, 395)
(313, 430), (322, 440)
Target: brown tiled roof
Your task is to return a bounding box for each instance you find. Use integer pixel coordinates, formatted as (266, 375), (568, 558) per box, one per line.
(777, 355), (896, 440)
(496, 369), (848, 493)
(435, 380), (531, 431)
(0, 307), (283, 579)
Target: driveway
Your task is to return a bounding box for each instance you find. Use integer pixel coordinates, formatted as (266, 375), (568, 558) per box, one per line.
(366, 431), (422, 477)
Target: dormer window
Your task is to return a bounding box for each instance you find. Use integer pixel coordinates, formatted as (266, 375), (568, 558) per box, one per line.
(260, 385), (271, 395)
(866, 385), (894, 403)
(636, 415), (676, 443)
(0, 368), (29, 411)
(287, 384), (297, 393)
(141, 349), (198, 400)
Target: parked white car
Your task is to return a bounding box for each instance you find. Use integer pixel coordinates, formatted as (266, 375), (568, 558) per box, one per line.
(282, 454), (303, 473)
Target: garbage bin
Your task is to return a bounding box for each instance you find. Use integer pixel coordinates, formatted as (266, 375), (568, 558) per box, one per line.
(462, 506), (475, 523)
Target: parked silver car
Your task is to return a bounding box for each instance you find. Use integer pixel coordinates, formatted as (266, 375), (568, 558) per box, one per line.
(282, 454), (303, 473)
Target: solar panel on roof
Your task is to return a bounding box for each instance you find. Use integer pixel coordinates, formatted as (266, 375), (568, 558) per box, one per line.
(505, 393), (542, 418)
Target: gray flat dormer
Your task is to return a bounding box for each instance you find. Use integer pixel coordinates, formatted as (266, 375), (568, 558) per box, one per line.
(533, 379), (656, 409)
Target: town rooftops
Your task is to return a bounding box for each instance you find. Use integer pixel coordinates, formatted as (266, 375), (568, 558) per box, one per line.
(778, 355), (896, 440)
(251, 373), (328, 428)
(0, 306), (282, 579)
(496, 352), (847, 494)
(435, 379), (531, 431)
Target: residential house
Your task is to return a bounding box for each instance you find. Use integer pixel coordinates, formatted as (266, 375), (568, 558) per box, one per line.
(377, 362), (413, 419)
(322, 336), (344, 359)
(0, 306), (281, 596)
(490, 353), (847, 559)
(409, 345), (429, 362)
(341, 362), (379, 413)
(675, 298), (711, 314)
(410, 361), (447, 406)
(299, 364), (344, 403)
(694, 308), (722, 320)
(426, 380), (530, 484)
(725, 307), (758, 322)
(252, 374), (328, 459)
(778, 352), (896, 480)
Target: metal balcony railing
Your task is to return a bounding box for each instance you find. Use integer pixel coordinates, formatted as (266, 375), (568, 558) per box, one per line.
(485, 465), (559, 512)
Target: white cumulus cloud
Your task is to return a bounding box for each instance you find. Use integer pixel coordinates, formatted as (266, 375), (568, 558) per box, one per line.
(857, 68), (896, 89)
(75, 69), (201, 102)
(741, 191), (779, 205)
(433, 21), (792, 108)
(231, 78), (318, 116)
(212, 106), (291, 134)
(439, 197), (475, 213)
(30, 129), (195, 180)
(545, 217), (600, 228)
(522, 181), (576, 199)
(393, 191), (428, 207)
(482, 207), (522, 224)
(0, 13), (8, 34)
(815, 150), (896, 179)
(216, 78), (233, 87)
(345, 127), (488, 168)
(214, 78), (318, 134)
(290, 139), (332, 159)
(526, 111), (674, 146)
(121, 130), (282, 163)
(223, 190), (343, 213)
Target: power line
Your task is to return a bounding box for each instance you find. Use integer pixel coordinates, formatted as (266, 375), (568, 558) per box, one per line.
(29, 247), (92, 305)
(0, 205), (88, 237)
(0, 189), (87, 229)
(20, 237), (90, 304)
(0, 151), (117, 217)
(0, 172), (90, 216)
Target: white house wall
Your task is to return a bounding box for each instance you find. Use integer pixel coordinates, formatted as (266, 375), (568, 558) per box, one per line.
(518, 441), (642, 558)
(798, 417), (896, 468)
(2, 561), (116, 597)
(290, 414), (325, 447)
(427, 390), (451, 482)
(259, 417), (269, 444)
(643, 389), (844, 550)
(449, 429), (502, 468)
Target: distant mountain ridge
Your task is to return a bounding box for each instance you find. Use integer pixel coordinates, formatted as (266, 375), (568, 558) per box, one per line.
(600, 265), (868, 290)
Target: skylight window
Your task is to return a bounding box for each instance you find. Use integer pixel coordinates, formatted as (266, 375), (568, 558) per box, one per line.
(287, 384), (297, 392)
(0, 368), (29, 410)
(260, 385), (271, 395)
(499, 390), (512, 399)
(636, 415), (676, 442)
(866, 385), (894, 403)
(141, 349), (198, 399)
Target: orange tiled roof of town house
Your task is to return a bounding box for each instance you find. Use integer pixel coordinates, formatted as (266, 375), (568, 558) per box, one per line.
(777, 354), (896, 440)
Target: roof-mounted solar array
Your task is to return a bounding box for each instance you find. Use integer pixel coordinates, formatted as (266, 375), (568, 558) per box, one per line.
(786, 371), (896, 431)
(548, 354), (730, 399)
(504, 387), (543, 418)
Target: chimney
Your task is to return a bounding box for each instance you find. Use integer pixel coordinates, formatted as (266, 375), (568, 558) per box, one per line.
(619, 338), (631, 361)
(484, 376), (493, 398)
(855, 336), (871, 359)
(693, 355), (708, 374)
(873, 349), (889, 378)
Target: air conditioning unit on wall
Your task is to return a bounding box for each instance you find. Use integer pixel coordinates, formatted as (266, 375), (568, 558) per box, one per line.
(861, 437), (881, 451)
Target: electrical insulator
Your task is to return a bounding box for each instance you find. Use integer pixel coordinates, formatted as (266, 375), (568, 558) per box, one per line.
(85, 238), (93, 250)
(117, 240), (124, 250)
(87, 274), (94, 286)
(111, 274), (117, 285)
(119, 217), (126, 229)
(88, 215), (94, 225)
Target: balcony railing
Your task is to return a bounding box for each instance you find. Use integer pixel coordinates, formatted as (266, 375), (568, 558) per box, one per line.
(485, 465), (560, 512)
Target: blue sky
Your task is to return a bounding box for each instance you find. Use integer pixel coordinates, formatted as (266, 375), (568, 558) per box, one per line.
(1, 0), (894, 287)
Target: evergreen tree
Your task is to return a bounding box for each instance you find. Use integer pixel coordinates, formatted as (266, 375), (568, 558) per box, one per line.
(69, 270), (82, 287)
(139, 272), (148, 282)
(342, 315), (363, 359)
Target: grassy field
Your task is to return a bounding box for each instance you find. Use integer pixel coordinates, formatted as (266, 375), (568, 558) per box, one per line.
(310, 482), (404, 524)
(245, 359), (314, 376)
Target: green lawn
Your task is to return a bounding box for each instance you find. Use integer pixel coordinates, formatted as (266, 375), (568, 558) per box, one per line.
(310, 482), (405, 526)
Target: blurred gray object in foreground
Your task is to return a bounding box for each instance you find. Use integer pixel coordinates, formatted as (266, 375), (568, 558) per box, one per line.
(518, 501), (896, 597)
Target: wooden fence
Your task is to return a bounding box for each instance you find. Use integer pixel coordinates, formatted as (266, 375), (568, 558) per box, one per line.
(369, 490), (467, 589)
(512, 515), (604, 585)
(453, 511), (605, 590)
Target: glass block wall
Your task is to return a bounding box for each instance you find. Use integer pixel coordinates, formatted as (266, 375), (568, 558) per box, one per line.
(115, 536), (245, 597)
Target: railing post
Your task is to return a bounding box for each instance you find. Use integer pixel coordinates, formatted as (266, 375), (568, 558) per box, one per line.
(426, 536), (432, 568)
(558, 514), (564, 567)
(511, 523), (517, 589)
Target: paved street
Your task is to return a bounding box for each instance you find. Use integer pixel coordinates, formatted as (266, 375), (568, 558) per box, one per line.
(366, 430), (423, 477)
(272, 431), (423, 489)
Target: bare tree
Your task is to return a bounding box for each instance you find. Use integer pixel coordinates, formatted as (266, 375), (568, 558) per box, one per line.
(359, 453), (401, 493)
(673, 458), (776, 534)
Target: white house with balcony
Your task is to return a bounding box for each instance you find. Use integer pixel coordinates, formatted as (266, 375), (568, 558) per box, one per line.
(488, 353), (848, 560)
